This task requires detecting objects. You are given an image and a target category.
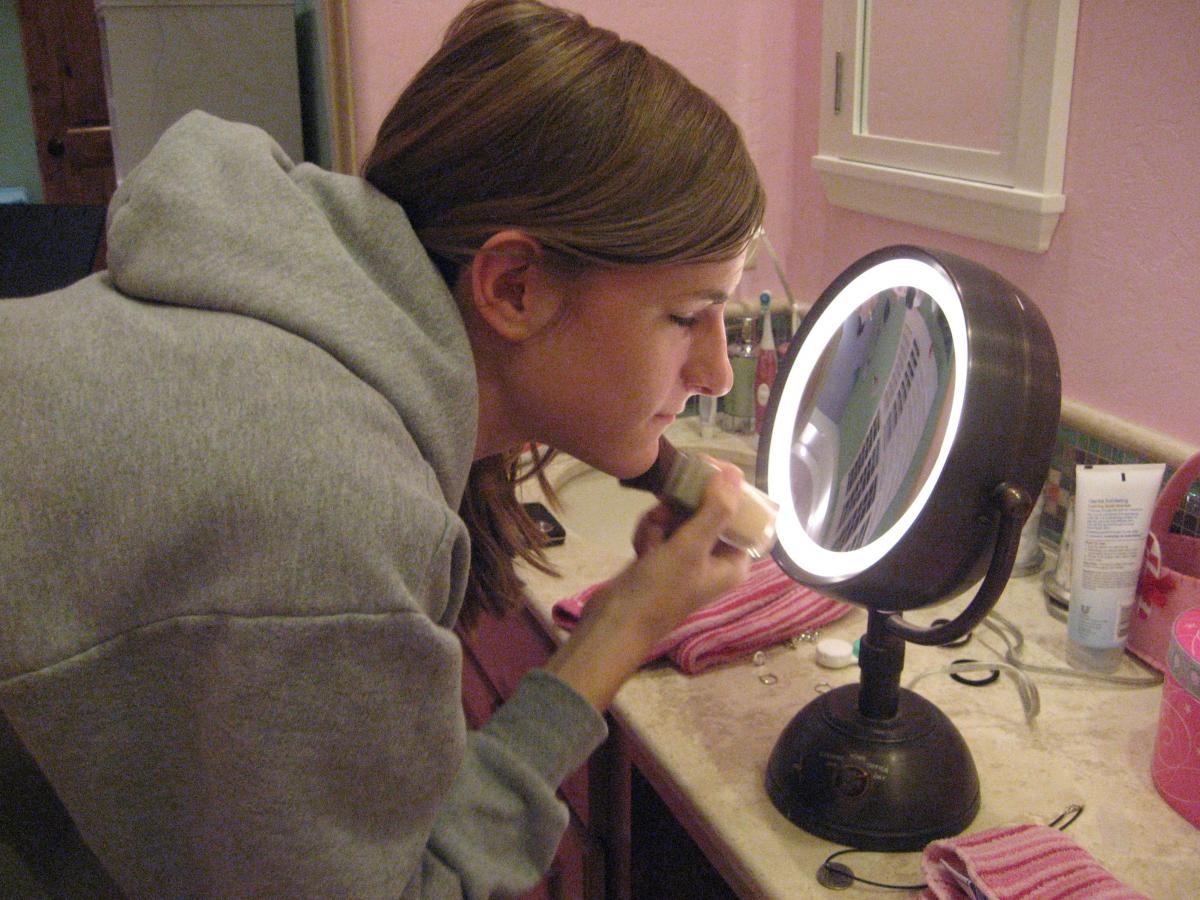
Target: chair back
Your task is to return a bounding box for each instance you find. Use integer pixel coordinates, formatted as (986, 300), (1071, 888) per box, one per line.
(0, 204), (107, 298)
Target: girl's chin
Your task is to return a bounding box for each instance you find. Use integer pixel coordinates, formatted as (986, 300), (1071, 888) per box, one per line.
(548, 415), (670, 479)
(576, 433), (664, 481)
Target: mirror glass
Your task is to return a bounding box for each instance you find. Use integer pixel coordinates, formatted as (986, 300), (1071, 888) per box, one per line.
(790, 286), (957, 552)
(765, 257), (968, 582)
(863, 0), (1018, 153)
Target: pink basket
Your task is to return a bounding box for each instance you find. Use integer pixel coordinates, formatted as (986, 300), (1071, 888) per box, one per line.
(1151, 608), (1200, 828)
(1129, 452), (1200, 672)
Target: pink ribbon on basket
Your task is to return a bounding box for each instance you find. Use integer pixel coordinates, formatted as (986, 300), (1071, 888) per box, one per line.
(551, 556), (850, 674)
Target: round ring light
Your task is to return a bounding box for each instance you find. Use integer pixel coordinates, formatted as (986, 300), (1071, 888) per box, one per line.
(764, 255), (968, 583)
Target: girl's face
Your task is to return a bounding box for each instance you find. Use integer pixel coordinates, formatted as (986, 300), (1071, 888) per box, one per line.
(525, 254), (746, 478)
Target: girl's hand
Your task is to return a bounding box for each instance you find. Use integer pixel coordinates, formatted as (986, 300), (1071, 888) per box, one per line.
(619, 459), (750, 634)
(543, 460), (751, 710)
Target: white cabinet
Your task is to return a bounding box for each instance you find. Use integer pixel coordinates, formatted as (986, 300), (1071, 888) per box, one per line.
(96, 0), (304, 179)
(813, 0), (1079, 252)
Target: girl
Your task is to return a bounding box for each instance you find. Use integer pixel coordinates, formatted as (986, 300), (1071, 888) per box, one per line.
(0, 1), (765, 896)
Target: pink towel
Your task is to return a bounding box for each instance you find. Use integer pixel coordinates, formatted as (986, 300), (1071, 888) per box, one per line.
(551, 556), (850, 674)
(920, 824), (1149, 900)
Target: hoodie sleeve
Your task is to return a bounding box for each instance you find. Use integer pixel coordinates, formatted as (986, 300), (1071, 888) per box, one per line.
(422, 670), (608, 898)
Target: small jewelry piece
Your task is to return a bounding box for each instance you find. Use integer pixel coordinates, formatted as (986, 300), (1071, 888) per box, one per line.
(816, 860), (855, 890)
(814, 680), (833, 693)
(758, 673), (779, 685)
(787, 630), (820, 649)
(752, 650), (767, 666)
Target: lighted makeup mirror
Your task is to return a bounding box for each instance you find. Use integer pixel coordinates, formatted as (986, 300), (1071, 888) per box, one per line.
(758, 245), (1060, 851)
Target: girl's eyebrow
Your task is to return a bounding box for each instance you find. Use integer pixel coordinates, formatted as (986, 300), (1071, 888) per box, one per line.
(679, 289), (730, 304)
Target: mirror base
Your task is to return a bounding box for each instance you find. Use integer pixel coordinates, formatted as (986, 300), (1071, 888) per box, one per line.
(765, 683), (979, 852)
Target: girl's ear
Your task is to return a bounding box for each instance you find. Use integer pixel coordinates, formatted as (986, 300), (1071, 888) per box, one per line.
(469, 231), (564, 342)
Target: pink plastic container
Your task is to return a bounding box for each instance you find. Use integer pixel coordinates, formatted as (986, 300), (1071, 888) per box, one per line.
(1151, 608), (1200, 828)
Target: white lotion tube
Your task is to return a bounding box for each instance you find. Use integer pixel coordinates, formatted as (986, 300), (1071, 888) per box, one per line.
(1066, 462), (1165, 672)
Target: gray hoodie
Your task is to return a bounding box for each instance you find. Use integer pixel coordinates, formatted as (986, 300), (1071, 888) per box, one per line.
(0, 111), (606, 898)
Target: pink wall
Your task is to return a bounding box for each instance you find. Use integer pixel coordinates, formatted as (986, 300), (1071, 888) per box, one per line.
(348, 1), (1200, 446)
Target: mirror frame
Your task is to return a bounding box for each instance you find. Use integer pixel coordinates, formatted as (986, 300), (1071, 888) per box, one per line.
(812, 0), (1079, 252)
(757, 245), (1061, 611)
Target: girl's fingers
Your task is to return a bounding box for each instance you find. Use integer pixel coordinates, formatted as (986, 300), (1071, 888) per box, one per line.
(667, 460), (743, 558)
(632, 503), (686, 556)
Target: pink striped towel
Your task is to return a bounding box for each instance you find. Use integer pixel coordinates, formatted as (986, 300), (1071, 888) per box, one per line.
(551, 556), (850, 674)
(920, 824), (1149, 900)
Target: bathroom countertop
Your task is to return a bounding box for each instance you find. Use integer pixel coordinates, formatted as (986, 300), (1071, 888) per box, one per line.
(516, 440), (1199, 898)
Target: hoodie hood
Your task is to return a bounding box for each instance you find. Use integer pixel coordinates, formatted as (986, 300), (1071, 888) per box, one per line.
(106, 111), (477, 507)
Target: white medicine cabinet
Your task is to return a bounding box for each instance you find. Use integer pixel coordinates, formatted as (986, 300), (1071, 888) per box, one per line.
(812, 0), (1079, 252)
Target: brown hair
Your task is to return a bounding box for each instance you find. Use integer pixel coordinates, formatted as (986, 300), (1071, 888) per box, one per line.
(364, 0), (766, 627)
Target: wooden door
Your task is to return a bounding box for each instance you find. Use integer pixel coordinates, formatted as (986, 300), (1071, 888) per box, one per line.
(17, 0), (116, 206)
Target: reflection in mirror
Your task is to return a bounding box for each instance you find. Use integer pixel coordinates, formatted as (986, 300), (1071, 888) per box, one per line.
(765, 256), (968, 584)
(790, 287), (956, 553)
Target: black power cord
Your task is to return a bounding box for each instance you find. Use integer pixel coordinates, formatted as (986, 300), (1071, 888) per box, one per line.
(814, 805), (1084, 892)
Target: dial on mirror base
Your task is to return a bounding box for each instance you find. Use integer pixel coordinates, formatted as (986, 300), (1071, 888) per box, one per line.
(765, 681), (980, 852)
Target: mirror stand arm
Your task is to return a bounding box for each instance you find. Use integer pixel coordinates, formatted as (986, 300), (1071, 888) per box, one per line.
(885, 483), (1033, 647)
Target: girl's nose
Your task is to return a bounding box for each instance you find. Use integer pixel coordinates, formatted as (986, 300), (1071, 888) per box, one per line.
(686, 315), (734, 397)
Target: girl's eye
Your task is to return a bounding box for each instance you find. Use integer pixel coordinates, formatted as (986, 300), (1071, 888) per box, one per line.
(670, 314), (699, 329)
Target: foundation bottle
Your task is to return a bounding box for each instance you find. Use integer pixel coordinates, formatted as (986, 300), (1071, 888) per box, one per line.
(621, 437), (778, 558)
